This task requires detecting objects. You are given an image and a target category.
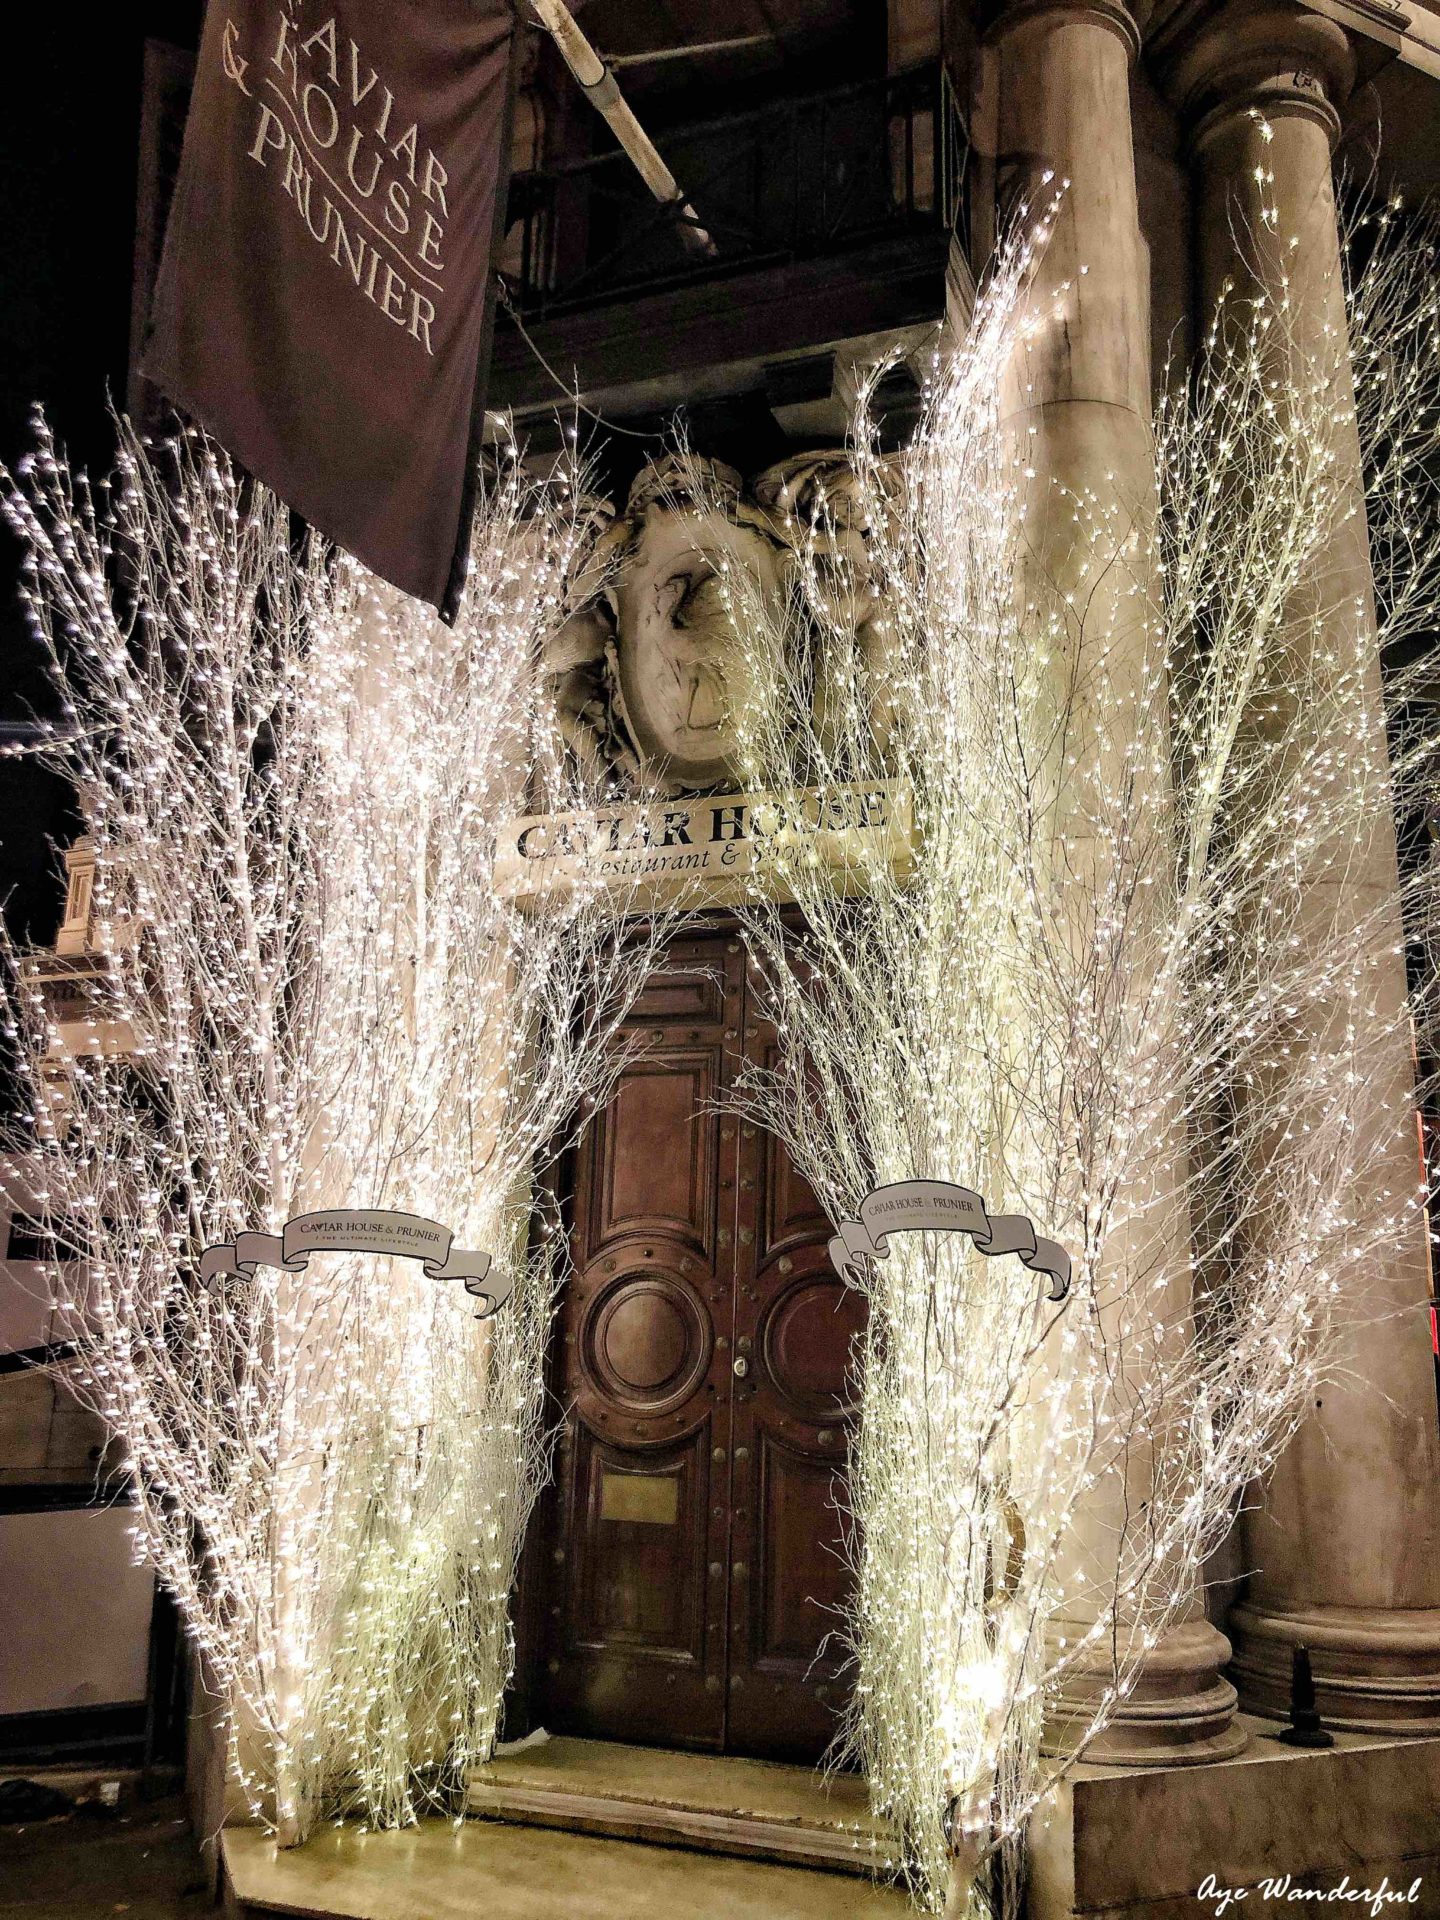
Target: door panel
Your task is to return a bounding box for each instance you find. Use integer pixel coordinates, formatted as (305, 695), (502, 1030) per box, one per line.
(753, 1433), (851, 1659)
(583, 1271), (714, 1415)
(536, 928), (863, 1759)
(628, 963), (726, 1025)
(760, 1273), (867, 1421)
(729, 1184), (863, 1752)
(571, 1425), (708, 1654)
(596, 1055), (716, 1254)
(760, 1116), (832, 1263)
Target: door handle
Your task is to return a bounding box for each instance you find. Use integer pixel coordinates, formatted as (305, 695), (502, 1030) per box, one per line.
(732, 1356), (750, 1379)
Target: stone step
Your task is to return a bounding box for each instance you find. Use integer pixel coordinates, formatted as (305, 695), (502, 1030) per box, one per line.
(222, 1815), (911, 1919)
(466, 1734), (892, 1878)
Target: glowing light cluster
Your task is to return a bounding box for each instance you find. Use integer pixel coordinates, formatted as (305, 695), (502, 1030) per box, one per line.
(702, 197), (1440, 1915)
(0, 419), (672, 1844)
(0, 175), (1435, 1915)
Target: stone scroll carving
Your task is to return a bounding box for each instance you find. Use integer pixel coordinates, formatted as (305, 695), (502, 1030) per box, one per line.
(544, 450), (892, 797)
(751, 451), (896, 756)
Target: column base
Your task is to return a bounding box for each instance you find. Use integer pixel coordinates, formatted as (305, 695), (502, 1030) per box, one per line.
(1044, 1618), (1248, 1766)
(1229, 1602), (1440, 1735)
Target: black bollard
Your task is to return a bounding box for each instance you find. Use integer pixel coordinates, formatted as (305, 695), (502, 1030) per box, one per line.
(1274, 1643), (1335, 1748)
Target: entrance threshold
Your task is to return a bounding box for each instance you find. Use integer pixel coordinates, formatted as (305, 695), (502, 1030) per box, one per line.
(466, 1735), (890, 1878)
(222, 1814), (911, 1920)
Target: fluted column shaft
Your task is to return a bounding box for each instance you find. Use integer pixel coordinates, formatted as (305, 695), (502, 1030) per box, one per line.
(1163, 0), (1440, 1732)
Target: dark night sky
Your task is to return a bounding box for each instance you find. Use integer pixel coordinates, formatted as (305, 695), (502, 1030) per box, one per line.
(0, 7), (203, 945)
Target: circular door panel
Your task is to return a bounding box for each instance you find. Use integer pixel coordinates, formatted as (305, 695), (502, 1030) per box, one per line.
(760, 1274), (866, 1420)
(581, 1272), (713, 1416)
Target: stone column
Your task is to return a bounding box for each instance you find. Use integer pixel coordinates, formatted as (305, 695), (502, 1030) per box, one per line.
(1160, 2), (1440, 1732)
(983, 0), (1243, 1764)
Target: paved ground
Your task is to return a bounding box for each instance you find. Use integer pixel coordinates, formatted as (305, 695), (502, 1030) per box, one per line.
(0, 1785), (210, 1920)
(0, 1769), (909, 1919)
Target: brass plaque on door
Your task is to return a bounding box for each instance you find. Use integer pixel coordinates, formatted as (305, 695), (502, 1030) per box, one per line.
(600, 1472), (679, 1525)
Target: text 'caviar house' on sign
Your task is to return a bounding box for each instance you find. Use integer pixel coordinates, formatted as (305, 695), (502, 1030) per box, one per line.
(493, 783), (917, 909)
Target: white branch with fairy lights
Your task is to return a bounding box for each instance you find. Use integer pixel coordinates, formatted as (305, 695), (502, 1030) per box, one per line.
(0, 164), (1436, 1920)
(0, 424), (672, 1845)
(697, 190), (1440, 1916)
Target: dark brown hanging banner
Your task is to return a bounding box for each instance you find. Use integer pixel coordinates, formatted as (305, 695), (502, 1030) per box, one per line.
(144, 1), (516, 618)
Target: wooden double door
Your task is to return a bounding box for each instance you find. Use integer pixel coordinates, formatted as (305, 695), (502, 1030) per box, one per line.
(529, 928), (865, 1759)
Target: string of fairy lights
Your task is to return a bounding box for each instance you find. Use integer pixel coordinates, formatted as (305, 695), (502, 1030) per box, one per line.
(0, 422), (673, 1842)
(700, 180), (1440, 1915)
(0, 155), (1437, 1918)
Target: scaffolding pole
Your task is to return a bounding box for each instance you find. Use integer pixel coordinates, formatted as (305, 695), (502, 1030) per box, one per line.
(528, 0), (718, 257)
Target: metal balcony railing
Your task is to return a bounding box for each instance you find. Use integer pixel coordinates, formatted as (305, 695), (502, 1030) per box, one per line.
(503, 64), (969, 320)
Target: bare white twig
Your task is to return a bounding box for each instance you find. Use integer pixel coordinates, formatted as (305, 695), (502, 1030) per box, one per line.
(0, 422), (671, 1842)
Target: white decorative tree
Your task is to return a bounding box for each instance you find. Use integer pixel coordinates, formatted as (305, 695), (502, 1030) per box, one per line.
(703, 199), (1440, 1915)
(0, 419), (668, 1843)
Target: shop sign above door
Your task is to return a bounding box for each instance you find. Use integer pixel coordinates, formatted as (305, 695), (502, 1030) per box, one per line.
(494, 782), (914, 909)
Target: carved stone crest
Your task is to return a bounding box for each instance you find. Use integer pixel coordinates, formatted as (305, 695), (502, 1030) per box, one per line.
(546, 449), (889, 796)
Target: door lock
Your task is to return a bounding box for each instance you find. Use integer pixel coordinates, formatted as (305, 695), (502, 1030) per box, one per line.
(732, 1355), (750, 1379)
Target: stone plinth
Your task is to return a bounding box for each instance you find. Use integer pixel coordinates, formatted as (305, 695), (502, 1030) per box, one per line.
(1028, 1714), (1440, 1920)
